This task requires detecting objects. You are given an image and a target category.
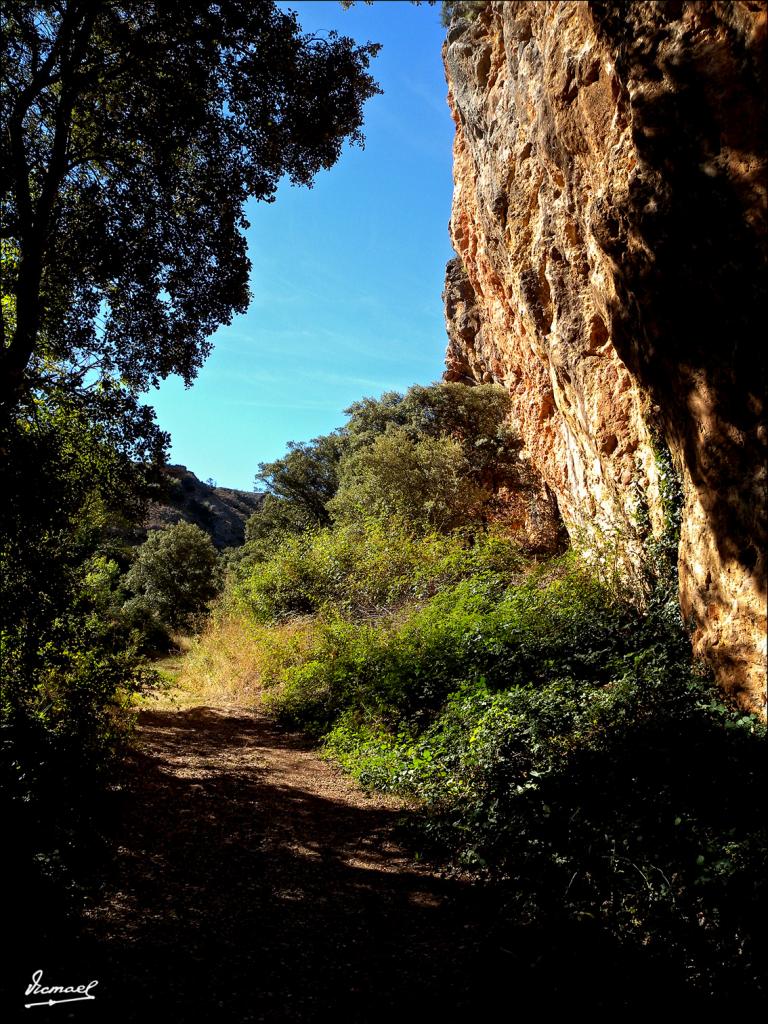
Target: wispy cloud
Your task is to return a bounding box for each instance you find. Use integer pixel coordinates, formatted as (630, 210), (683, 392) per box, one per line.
(300, 369), (397, 390)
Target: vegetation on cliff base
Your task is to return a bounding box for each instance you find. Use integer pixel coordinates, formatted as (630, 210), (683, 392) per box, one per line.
(241, 382), (525, 560)
(183, 389), (766, 1006)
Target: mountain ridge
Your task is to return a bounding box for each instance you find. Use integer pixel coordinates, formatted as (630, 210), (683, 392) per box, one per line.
(143, 464), (263, 549)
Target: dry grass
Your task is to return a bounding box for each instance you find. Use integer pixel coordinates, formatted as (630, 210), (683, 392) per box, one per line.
(143, 610), (318, 711)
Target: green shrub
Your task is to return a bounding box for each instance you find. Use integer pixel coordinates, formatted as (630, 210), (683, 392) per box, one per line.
(265, 553), (634, 733)
(343, 382), (523, 493)
(441, 0), (487, 29)
(319, 633), (766, 1004)
(0, 396), (159, 798)
(234, 517), (522, 623)
(123, 522), (221, 631)
(118, 596), (173, 653)
(243, 493), (317, 556)
(329, 428), (488, 531)
(254, 433), (345, 532)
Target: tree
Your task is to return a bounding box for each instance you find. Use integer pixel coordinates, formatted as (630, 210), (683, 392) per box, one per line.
(328, 427), (488, 532)
(398, 382), (523, 491)
(344, 381), (524, 491)
(244, 382), (526, 543)
(123, 522), (221, 630)
(1, 2), (381, 421)
(254, 433), (347, 529)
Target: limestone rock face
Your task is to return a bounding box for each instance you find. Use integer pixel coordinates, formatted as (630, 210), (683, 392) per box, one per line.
(443, 1), (767, 712)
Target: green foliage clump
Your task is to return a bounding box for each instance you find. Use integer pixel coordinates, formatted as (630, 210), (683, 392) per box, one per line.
(265, 554), (633, 733)
(245, 494), (318, 549)
(440, 0), (488, 29)
(234, 517), (521, 625)
(124, 522), (222, 632)
(324, 664), (765, 1002)
(243, 382), (525, 551)
(345, 382), (521, 486)
(329, 428), (487, 531)
(255, 434), (346, 531)
(0, 399), (156, 760)
(645, 435), (685, 611)
(0, 399), (160, 922)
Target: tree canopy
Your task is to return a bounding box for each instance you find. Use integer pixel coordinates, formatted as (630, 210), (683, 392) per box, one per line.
(124, 522), (221, 630)
(255, 433), (347, 530)
(243, 382), (524, 549)
(1, 1), (381, 421)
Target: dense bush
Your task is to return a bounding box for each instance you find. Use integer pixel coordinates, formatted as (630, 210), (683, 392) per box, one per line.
(123, 521), (222, 631)
(260, 554), (634, 729)
(343, 382), (522, 492)
(329, 428), (487, 530)
(0, 399), (157, 777)
(233, 517), (522, 623)
(243, 493), (320, 559)
(0, 398), (161, 935)
(324, 664), (765, 1003)
(254, 433), (346, 533)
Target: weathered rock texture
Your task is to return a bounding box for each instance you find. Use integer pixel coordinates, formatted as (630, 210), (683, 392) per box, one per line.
(443, 1), (767, 712)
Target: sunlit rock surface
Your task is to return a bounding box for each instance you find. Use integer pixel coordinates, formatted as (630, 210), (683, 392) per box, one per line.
(443, 1), (767, 711)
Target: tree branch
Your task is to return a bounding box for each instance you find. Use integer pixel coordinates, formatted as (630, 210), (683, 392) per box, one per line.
(1, 2), (101, 415)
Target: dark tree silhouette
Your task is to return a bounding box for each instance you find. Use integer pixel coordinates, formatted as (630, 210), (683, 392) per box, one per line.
(1, 1), (381, 421)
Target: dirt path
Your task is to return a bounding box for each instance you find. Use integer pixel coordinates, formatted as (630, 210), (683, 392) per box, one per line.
(9, 698), (683, 1021)
(62, 700), (514, 1022)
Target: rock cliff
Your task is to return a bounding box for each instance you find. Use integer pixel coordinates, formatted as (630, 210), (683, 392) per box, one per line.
(442, 1), (767, 712)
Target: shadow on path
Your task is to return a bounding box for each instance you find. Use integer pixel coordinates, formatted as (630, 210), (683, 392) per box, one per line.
(8, 702), (700, 1021)
(12, 704), (524, 1022)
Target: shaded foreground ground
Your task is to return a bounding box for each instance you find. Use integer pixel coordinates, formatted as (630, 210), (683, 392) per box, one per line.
(8, 700), (700, 1021)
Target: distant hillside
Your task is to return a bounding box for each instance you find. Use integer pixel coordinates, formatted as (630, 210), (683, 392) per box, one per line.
(144, 465), (263, 549)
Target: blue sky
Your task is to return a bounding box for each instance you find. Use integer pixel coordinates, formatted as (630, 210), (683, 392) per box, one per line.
(144, 0), (455, 491)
